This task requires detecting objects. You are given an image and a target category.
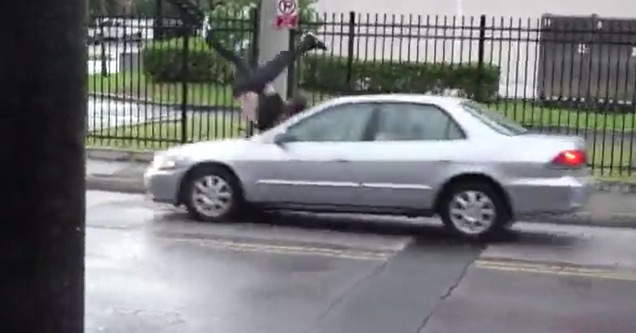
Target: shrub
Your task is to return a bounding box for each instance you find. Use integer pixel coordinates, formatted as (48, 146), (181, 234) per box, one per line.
(142, 4), (256, 84)
(142, 37), (234, 83)
(298, 55), (501, 100)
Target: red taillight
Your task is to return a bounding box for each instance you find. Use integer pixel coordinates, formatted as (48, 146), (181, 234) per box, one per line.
(551, 149), (586, 167)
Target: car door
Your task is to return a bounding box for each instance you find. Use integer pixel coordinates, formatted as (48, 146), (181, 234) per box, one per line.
(349, 102), (467, 210)
(252, 102), (376, 207)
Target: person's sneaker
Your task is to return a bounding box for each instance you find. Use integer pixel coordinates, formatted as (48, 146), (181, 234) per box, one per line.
(301, 32), (328, 51)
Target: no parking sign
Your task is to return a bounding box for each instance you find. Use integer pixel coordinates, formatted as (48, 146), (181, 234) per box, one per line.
(275, 0), (299, 29)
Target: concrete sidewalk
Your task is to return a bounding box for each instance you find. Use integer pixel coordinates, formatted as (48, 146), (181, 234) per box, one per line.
(88, 158), (148, 194)
(85, 148), (636, 228)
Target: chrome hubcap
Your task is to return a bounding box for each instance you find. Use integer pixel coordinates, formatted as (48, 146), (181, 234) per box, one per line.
(448, 190), (496, 235)
(191, 175), (233, 218)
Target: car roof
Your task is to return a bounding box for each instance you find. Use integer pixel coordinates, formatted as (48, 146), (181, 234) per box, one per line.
(324, 94), (468, 108)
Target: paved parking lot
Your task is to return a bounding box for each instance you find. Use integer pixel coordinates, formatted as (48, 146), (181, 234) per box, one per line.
(86, 190), (636, 333)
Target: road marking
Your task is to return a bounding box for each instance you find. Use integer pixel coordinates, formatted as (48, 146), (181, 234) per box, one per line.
(157, 236), (393, 261)
(475, 259), (636, 282)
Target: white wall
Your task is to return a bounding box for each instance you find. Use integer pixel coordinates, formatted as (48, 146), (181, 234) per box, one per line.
(314, 0), (636, 19)
(310, 0), (636, 99)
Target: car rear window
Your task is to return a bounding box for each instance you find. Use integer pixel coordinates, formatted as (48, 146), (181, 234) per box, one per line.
(460, 101), (528, 136)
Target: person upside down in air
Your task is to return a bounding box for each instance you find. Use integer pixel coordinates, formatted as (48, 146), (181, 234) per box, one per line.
(203, 19), (327, 132)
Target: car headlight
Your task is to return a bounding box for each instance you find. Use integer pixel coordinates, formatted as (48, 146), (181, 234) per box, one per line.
(151, 154), (188, 170)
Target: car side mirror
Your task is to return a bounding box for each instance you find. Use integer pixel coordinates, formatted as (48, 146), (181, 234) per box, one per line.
(273, 132), (296, 145)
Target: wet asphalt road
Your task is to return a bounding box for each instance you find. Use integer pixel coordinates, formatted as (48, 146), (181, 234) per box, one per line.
(86, 191), (636, 333)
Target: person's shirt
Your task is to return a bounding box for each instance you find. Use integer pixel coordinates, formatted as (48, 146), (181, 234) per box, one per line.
(238, 92), (259, 124)
(238, 84), (277, 125)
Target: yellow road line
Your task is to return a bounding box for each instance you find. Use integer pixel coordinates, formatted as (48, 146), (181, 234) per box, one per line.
(157, 236), (392, 261)
(475, 259), (636, 282)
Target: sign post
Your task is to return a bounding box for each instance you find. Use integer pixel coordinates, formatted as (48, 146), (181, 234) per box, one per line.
(275, 0), (299, 29)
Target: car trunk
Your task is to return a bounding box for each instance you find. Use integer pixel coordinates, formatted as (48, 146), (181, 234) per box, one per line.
(507, 133), (590, 178)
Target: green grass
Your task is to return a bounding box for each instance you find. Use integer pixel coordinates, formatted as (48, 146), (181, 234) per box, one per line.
(87, 113), (245, 150)
(491, 101), (636, 132)
(89, 72), (636, 131)
(589, 140), (636, 179)
(88, 72), (238, 108)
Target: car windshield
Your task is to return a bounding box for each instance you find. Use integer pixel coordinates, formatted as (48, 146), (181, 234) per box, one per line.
(460, 101), (529, 136)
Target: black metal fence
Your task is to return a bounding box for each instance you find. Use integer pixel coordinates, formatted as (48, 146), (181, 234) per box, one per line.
(86, 9), (636, 177)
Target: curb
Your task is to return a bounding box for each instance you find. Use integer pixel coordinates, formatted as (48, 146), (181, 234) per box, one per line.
(87, 147), (154, 163)
(85, 147), (636, 229)
(85, 174), (636, 230)
(87, 175), (145, 194)
(521, 214), (636, 229)
(86, 147), (636, 194)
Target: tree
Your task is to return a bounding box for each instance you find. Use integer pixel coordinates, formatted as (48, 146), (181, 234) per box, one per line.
(206, 0), (321, 58)
(0, 0), (86, 331)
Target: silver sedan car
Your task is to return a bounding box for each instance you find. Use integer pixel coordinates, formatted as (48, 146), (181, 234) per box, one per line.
(144, 94), (593, 239)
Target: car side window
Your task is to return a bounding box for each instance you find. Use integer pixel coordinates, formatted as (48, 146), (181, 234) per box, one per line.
(286, 103), (375, 142)
(374, 103), (465, 141)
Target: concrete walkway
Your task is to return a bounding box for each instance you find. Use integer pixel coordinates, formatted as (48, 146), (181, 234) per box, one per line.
(85, 151), (636, 228)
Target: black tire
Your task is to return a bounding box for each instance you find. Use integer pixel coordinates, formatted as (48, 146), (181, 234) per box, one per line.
(183, 165), (245, 222)
(438, 181), (510, 241)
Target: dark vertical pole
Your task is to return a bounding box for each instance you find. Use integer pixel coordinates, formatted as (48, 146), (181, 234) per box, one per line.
(287, 29), (297, 99)
(155, 0), (164, 40)
(346, 11), (356, 93)
(181, 30), (190, 144)
(0, 0), (86, 331)
(476, 14), (486, 102)
(250, 6), (261, 68)
(246, 6), (260, 137)
(100, 20), (109, 76)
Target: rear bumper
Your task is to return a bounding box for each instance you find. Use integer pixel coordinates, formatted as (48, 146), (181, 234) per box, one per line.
(506, 175), (593, 215)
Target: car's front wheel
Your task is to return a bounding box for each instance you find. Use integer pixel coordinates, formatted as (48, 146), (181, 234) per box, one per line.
(439, 181), (510, 240)
(183, 165), (244, 222)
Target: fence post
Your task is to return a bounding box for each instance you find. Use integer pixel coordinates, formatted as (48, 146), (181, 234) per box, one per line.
(346, 11), (356, 92)
(154, 0), (164, 40)
(99, 19), (109, 76)
(287, 29), (297, 99)
(180, 30), (190, 144)
(476, 14), (486, 102)
(244, 6), (260, 137)
(249, 6), (260, 69)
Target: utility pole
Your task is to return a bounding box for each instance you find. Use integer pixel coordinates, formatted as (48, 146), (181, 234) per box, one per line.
(0, 0), (86, 331)
(259, 0), (291, 95)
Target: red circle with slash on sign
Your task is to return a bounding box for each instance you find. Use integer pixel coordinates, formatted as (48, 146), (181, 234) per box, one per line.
(278, 0), (297, 14)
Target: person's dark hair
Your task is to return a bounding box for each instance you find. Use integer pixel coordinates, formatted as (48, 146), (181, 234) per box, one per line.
(287, 95), (307, 115)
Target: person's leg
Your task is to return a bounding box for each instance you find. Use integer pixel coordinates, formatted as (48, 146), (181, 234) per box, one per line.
(203, 20), (253, 78)
(234, 33), (327, 95)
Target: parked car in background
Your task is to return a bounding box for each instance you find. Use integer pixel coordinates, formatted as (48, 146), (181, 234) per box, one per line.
(144, 94), (593, 239)
(87, 17), (154, 42)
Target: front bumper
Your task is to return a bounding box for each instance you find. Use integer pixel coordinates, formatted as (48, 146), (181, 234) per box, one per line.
(143, 166), (189, 204)
(507, 175), (593, 215)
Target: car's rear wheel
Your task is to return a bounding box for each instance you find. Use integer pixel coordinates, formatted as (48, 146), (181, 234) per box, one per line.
(183, 166), (244, 222)
(439, 181), (510, 240)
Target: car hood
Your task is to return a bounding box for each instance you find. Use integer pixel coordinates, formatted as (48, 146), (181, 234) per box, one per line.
(160, 138), (252, 162)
